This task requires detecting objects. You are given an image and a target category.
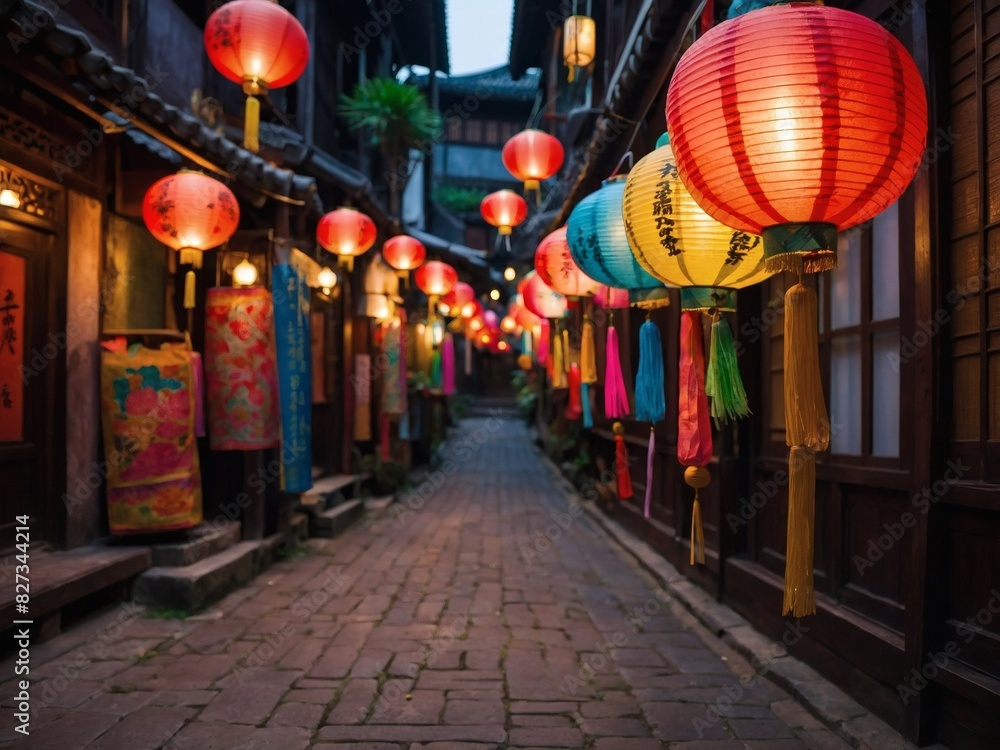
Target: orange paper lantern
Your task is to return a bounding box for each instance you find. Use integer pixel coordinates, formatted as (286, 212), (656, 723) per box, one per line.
(502, 129), (565, 199)
(317, 208), (377, 271)
(666, 3), (927, 273)
(534, 226), (601, 298)
(204, 0), (310, 152)
(414, 260), (458, 297)
(383, 235), (426, 275)
(480, 190), (528, 236)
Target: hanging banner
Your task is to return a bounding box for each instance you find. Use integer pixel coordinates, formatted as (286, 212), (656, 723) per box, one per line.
(382, 321), (407, 416)
(204, 286), (280, 450)
(273, 264), (313, 494)
(354, 353), (372, 440)
(0, 252), (25, 443)
(100, 344), (202, 534)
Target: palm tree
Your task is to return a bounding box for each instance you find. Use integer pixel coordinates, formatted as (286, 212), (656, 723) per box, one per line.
(339, 78), (443, 218)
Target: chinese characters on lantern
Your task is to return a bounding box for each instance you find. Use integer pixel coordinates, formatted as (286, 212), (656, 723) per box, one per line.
(652, 160), (679, 256)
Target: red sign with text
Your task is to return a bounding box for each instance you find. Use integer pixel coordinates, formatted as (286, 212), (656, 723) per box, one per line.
(0, 251), (25, 442)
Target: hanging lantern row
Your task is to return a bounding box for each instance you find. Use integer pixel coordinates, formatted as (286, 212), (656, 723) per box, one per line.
(383, 235), (427, 279)
(204, 0), (310, 153)
(502, 129), (565, 204)
(316, 207), (377, 271)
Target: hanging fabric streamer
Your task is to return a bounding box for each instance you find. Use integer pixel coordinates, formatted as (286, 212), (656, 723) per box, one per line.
(442, 333), (456, 395)
(537, 322), (549, 367)
(705, 315), (751, 424)
(782, 282), (829, 617)
(581, 382), (593, 428)
(613, 422), (633, 500)
(430, 349), (442, 390)
(464, 334), (472, 375)
(635, 318), (665, 423)
(567, 363), (582, 419)
(561, 328), (571, 373)
(678, 311), (712, 565)
(604, 322), (630, 418)
(644, 427), (655, 519)
(552, 328), (567, 388)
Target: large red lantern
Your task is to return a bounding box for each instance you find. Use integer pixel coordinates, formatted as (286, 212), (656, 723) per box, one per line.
(204, 0), (310, 152)
(382, 235), (426, 278)
(534, 226), (601, 298)
(666, 3), (927, 273)
(480, 190), (528, 236)
(502, 129), (565, 202)
(317, 208), (377, 271)
(666, 3), (928, 618)
(518, 271), (567, 320)
(440, 282), (476, 317)
(414, 260), (458, 298)
(143, 171), (240, 316)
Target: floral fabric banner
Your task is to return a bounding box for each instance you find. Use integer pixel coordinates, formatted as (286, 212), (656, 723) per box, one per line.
(204, 287), (280, 451)
(100, 344), (202, 534)
(273, 264), (313, 493)
(381, 319), (407, 416)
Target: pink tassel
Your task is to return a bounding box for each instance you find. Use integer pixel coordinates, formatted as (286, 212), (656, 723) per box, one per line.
(644, 427), (655, 519)
(380, 411), (391, 462)
(566, 363), (582, 420)
(537, 321), (549, 367)
(442, 333), (455, 395)
(604, 325), (630, 418)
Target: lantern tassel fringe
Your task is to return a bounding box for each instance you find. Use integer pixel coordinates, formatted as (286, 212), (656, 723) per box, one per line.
(643, 427), (655, 519)
(635, 319), (666, 423)
(764, 251), (837, 276)
(613, 423), (633, 500)
(690, 490), (706, 566)
(562, 329), (571, 373)
(581, 317), (597, 383)
(244, 95), (260, 153)
(604, 325), (630, 418)
(567, 363), (582, 420)
(581, 382), (593, 428)
(183, 269), (196, 310)
(781, 282), (829, 617)
(552, 330), (566, 389)
(706, 317), (751, 424)
(784, 446), (817, 617)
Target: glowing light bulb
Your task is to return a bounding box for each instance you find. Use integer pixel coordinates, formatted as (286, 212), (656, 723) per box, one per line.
(504, 266), (516, 281)
(232, 258), (259, 287)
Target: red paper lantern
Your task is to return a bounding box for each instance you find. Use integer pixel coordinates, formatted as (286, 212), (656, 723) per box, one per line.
(510, 295), (541, 330)
(534, 226), (601, 298)
(317, 208), (377, 271)
(143, 172), (239, 262)
(414, 260), (458, 297)
(440, 282), (476, 317)
(480, 190), (528, 236)
(518, 271), (567, 320)
(593, 284), (630, 309)
(502, 129), (565, 196)
(461, 299), (484, 321)
(666, 3), (927, 271)
(204, 0), (310, 152)
(383, 235), (426, 274)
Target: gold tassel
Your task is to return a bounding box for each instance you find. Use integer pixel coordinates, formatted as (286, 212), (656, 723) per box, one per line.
(552, 329), (565, 388)
(562, 328), (571, 373)
(581, 316), (597, 383)
(784, 283), (830, 451)
(690, 490), (706, 566)
(183, 269), (196, 310)
(781, 282), (829, 616)
(784, 446), (816, 617)
(244, 94), (260, 153)
(568, 66), (576, 83)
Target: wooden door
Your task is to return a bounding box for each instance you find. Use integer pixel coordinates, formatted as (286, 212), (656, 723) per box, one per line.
(0, 220), (62, 550)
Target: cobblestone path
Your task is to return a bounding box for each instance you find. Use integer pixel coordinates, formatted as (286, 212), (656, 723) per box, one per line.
(1, 412), (854, 749)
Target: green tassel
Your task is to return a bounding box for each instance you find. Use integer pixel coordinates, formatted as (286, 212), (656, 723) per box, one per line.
(431, 350), (442, 389)
(705, 317), (751, 424)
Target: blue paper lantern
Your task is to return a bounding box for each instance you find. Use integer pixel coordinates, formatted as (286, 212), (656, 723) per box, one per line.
(567, 177), (662, 293)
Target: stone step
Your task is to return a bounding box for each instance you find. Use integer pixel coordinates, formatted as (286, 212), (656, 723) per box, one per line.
(0, 545), (150, 647)
(301, 474), (369, 509)
(311, 499), (365, 539)
(144, 520), (241, 567)
(132, 541), (265, 613)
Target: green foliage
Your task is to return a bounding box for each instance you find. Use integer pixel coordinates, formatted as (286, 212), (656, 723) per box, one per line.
(358, 450), (412, 493)
(511, 369), (538, 424)
(449, 393), (474, 422)
(434, 185), (485, 214)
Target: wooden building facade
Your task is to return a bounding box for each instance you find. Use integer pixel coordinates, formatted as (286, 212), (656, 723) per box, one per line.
(510, 0), (1000, 746)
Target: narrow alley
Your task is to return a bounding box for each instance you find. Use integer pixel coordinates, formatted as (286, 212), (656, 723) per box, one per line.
(2, 411), (858, 749)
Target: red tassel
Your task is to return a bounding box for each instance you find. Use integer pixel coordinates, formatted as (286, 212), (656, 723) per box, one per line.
(613, 423), (633, 500)
(567, 363), (582, 420)
(678, 311), (713, 466)
(537, 321), (549, 367)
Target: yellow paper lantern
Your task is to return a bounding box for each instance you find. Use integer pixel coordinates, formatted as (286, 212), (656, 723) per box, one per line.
(563, 15), (596, 81)
(622, 134), (771, 313)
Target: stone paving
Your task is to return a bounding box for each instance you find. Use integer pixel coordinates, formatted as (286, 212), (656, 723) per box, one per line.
(1, 412), (857, 749)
